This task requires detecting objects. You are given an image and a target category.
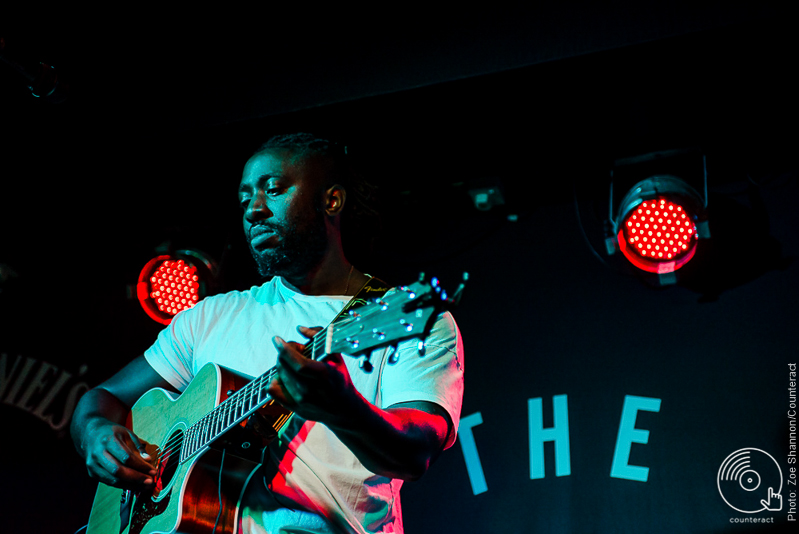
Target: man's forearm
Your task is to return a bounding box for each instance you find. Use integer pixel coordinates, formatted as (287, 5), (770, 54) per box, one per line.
(269, 338), (451, 481)
(324, 395), (449, 481)
(70, 387), (130, 458)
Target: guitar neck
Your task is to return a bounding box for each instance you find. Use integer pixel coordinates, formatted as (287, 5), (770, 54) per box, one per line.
(179, 326), (331, 462)
(176, 274), (459, 463)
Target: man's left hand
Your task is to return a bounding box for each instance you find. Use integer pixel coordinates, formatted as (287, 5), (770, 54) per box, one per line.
(268, 326), (359, 425)
(267, 325), (451, 481)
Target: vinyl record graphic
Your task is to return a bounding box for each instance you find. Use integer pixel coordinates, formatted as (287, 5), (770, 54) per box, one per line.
(717, 448), (783, 513)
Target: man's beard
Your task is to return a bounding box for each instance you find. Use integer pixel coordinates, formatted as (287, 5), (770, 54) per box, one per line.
(247, 209), (329, 280)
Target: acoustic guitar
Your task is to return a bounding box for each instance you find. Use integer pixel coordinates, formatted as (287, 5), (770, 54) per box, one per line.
(85, 275), (465, 534)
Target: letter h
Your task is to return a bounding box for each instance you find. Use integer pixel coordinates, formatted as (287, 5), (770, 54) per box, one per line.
(528, 395), (571, 479)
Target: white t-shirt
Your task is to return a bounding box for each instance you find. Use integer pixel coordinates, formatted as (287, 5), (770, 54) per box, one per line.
(144, 276), (464, 534)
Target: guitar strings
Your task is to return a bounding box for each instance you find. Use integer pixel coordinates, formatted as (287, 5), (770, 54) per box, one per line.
(154, 289), (412, 469)
(148, 291), (409, 475)
(152, 329), (329, 464)
(153, 369), (278, 462)
(151, 369), (271, 463)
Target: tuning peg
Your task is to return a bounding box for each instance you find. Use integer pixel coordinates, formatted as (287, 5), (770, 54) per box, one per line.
(446, 272), (469, 306)
(358, 355), (373, 372)
(372, 328), (387, 341)
(399, 285), (417, 299)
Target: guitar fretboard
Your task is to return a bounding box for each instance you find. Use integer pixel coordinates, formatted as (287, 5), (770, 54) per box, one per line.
(176, 328), (330, 463)
(159, 278), (435, 467)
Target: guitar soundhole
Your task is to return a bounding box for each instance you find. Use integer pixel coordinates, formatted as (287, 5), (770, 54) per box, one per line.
(153, 429), (182, 497)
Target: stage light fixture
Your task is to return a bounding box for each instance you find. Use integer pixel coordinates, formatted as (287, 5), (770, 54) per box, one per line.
(606, 152), (711, 285)
(612, 175), (707, 275)
(136, 250), (217, 325)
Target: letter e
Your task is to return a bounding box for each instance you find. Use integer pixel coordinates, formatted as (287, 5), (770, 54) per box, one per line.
(610, 395), (661, 482)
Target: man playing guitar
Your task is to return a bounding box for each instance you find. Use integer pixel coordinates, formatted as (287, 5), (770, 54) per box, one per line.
(71, 133), (464, 534)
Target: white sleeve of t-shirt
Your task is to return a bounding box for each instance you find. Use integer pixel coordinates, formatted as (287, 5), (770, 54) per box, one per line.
(377, 311), (465, 448)
(143, 303), (199, 392)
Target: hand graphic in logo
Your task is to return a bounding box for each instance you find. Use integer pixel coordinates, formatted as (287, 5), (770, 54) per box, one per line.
(760, 487), (782, 512)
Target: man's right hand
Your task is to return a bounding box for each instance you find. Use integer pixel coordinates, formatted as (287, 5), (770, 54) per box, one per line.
(83, 420), (157, 490)
(71, 356), (177, 491)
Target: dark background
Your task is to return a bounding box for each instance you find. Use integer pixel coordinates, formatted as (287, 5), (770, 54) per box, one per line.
(1, 3), (796, 532)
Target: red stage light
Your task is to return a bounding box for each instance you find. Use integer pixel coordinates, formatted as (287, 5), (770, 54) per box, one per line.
(136, 251), (215, 325)
(617, 197), (699, 273)
(149, 259), (200, 316)
(606, 152), (710, 285)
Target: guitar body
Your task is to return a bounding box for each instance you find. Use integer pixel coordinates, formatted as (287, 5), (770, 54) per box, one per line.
(87, 363), (282, 534)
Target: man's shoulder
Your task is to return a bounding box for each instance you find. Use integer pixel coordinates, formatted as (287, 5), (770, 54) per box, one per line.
(181, 279), (276, 317)
(200, 285), (257, 306)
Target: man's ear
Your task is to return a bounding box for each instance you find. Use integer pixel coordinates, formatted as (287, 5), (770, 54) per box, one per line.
(324, 184), (346, 216)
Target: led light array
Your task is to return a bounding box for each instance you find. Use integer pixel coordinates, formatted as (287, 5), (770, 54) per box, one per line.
(149, 259), (200, 316)
(623, 198), (696, 260)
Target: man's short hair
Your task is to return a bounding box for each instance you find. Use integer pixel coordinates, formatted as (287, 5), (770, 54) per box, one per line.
(256, 133), (378, 222)
(257, 133), (344, 183)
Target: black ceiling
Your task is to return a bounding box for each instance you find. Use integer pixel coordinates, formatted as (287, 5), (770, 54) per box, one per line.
(1, 3), (795, 286)
(1, 3), (788, 129)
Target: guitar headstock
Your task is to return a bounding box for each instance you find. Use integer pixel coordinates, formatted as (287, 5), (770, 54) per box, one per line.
(327, 273), (467, 370)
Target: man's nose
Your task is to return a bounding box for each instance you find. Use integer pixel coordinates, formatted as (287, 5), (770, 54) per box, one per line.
(245, 191), (272, 221)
